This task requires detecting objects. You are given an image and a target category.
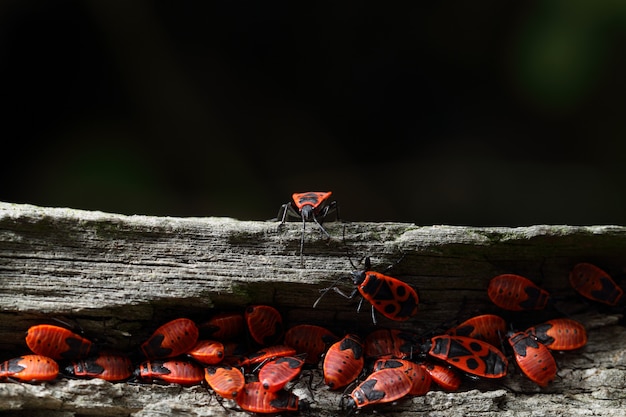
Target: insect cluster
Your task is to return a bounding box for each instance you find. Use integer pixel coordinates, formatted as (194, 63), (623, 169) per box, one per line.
(2, 192), (624, 415)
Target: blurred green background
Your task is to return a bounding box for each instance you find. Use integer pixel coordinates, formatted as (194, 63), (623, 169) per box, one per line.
(2, 1), (626, 225)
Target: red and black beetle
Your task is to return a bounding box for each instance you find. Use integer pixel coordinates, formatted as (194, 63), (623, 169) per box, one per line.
(25, 324), (93, 361)
(488, 274), (550, 311)
(276, 191), (338, 266)
(140, 318), (199, 360)
(422, 335), (508, 379)
(65, 351), (133, 382)
(569, 262), (623, 306)
(314, 256), (419, 325)
(0, 354), (59, 382)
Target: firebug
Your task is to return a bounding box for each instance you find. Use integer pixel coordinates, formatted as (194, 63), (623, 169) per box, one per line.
(569, 262), (623, 306)
(186, 339), (224, 365)
(25, 324), (94, 361)
(371, 358), (432, 395)
(345, 367), (414, 410)
(0, 354), (59, 382)
(65, 351), (133, 382)
(314, 256), (419, 325)
(236, 381), (300, 414)
(140, 318), (199, 360)
(364, 328), (419, 359)
(508, 331), (557, 387)
(323, 333), (364, 390)
(422, 362), (462, 392)
(258, 355), (305, 392)
(526, 318), (587, 351)
(199, 312), (245, 341)
(204, 365), (245, 400)
(237, 345), (297, 368)
(488, 274), (550, 311)
(277, 191), (338, 266)
(135, 359), (204, 386)
(445, 314), (507, 348)
(245, 305), (284, 346)
(422, 335), (508, 379)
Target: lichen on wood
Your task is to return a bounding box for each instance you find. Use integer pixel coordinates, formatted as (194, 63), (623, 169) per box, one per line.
(1, 202), (626, 416)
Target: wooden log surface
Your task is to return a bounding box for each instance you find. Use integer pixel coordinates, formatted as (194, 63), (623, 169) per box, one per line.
(1, 201), (626, 416)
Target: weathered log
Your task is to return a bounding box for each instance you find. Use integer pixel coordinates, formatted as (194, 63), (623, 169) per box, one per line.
(1, 201), (625, 416)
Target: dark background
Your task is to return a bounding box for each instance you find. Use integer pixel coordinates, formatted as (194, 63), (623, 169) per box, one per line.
(2, 1), (625, 226)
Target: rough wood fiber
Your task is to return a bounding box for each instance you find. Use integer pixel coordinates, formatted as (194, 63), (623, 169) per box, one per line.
(1, 201), (626, 416)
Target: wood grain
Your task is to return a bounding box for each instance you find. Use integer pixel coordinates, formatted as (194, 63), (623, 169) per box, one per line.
(1, 202), (625, 416)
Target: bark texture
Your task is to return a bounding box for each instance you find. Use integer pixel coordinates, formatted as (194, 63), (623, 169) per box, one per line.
(1, 202), (625, 416)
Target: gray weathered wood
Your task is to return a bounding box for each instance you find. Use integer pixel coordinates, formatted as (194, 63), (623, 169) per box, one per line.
(1, 201), (626, 416)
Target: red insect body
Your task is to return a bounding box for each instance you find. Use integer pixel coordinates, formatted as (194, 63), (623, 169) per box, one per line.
(347, 368), (414, 409)
(488, 274), (550, 311)
(199, 312), (245, 341)
(238, 345), (297, 368)
(25, 324), (93, 360)
(236, 381), (299, 414)
(364, 328), (419, 359)
(372, 358), (432, 395)
(0, 354), (59, 382)
(186, 340), (224, 365)
(446, 314), (507, 348)
(277, 191), (337, 266)
(258, 356), (305, 392)
(135, 359), (204, 386)
(423, 362), (462, 391)
(245, 305), (284, 346)
(65, 351), (133, 382)
(284, 324), (338, 365)
(569, 263), (623, 306)
(424, 335), (508, 379)
(315, 257), (419, 324)
(205, 365), (245, 400)
(323, 334), (364, 390)
(526, 318), (587, 351)
(140, 318), (199, 360)
(508, 331), (557, 387)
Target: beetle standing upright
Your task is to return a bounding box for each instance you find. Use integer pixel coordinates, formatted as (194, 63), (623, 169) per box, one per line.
(276, 191), (338, 266)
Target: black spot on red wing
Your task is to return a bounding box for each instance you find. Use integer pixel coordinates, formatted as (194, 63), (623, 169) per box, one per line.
(464, 358), (480, 371)
(150, 361), (172, 376)
(360, 379), (386, 402)
(339, 337), (363, 360)
(396, 285), (407, 297)
(468, 341), (483, 352)
(360, 274), (393, 299)
(269, 391), (298, 410)
(593, 277), (622, 304)
(384, 303), (398, 315)
(143, 334), (172, 359)
(81, 359), (105, 375)
(276, 357), (302, 369)
(379, 359), (403, 369)
(6, 358), (26, 373)
(481, 350), (507, 376)
(63, 337), (90, 359)
(519, 286), (548, 309)
(447, 339), (473, 358)
(532, 324), (555, 345)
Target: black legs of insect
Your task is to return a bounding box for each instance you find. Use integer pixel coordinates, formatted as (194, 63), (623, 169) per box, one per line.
(278, 198), (336, 267)
(314, 284), (380, 325)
